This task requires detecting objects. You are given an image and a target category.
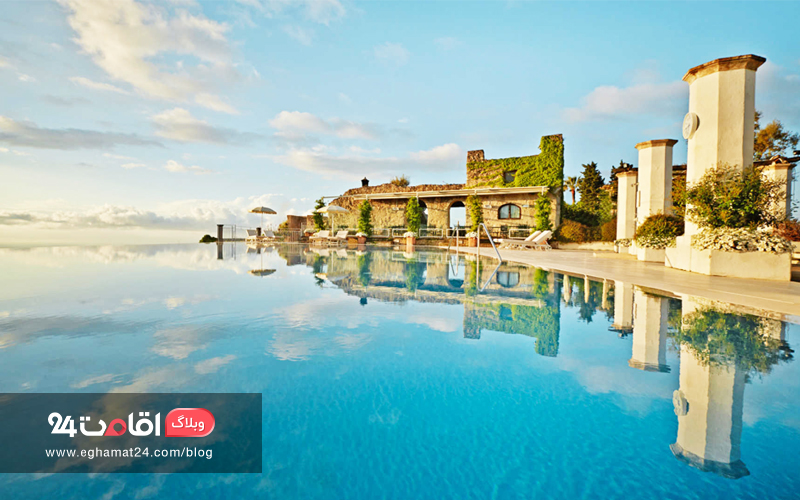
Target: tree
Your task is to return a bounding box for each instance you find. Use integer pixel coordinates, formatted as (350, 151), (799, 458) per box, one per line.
(577, 162), (605, 213)
(357, 200), (374, 236)
(391, 175), (410, 187)
(466, 194), (484, 233)
(754, 111), (799, 161)
(405, 197), (423, 234)
(534, 193), (553, 231)
(313, 197), (326, 231)
(563, 177), (578, 205)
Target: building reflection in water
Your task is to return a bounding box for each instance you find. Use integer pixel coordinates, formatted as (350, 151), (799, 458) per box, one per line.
(271, 246), (794, 481)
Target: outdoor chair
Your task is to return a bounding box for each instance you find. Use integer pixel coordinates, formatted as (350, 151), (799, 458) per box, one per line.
(309, 230), (331, 245)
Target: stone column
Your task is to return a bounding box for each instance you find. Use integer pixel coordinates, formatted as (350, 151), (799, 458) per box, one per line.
(670, 295), (748, 478)
(615, 170), (638, 254)
(635, 139), (677, 262)
(668, 55), (766, 273)
(216, 224), (224, 242)
(611, 281), (633, 334)
(629, 288), (670, 372)
(762, 162), (794, 220)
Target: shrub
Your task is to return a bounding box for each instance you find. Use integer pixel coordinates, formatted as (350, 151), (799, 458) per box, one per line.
(600, 218), (616, 242)
(691, 227), (793, 254)
(313, 197), (326, 231)
(556, 219), (591, 243)
(405, 197), (423, 235)
(466, 195), (484, 233)
(391, 175), (410, 187)
(357, 200), (374, 237)
(775, 220), (800, 242)
(562, 203), (600, 227)
(199, 234), (218, 243)
(685, 164), (785, 229)
(634, 214), (684, 249)
(534, 193), (553, 231)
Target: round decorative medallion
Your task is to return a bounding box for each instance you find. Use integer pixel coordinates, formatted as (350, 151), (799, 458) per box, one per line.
(682, 112), (699, 140)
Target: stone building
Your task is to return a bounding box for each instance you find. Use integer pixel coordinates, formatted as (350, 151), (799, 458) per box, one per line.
(329, 134), (564, 236)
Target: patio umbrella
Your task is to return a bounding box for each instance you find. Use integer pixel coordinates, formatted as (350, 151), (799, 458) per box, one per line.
(249, 206), (277, 231)
(314, 205), (349, 234)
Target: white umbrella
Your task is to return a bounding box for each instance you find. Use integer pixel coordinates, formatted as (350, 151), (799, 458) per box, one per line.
(314, 205), (349, 234)
(249, 206), (277, 231)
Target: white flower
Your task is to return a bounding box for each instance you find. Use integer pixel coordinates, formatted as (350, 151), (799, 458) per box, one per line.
(691, 227), (792, 254)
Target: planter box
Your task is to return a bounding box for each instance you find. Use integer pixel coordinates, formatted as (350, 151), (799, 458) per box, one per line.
(406, 236), (416, 246)
(637, 246), (665, 263)
(468, 237), (477, 247)
(357, 236), (367, 245)
(690, 248), (791, 281)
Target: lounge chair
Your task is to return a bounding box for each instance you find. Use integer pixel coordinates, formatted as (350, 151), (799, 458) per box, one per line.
(262, 230), (276, 242)
(309, 230), (330, 245)
(513, 230), (552, 250)
(245, 229), (259, 242)
(496, 230), (541, 247)
(328, 230), (349, 245)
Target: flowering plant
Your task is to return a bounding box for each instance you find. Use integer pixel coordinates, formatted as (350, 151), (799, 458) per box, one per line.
(691, 227), (793, 254)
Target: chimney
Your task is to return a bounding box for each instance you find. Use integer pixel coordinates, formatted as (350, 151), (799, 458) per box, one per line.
(467, 150), (485, 163)
(361, 177), (369, 187)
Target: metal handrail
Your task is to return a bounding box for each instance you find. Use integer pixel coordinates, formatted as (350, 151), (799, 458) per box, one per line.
(476, 222), (502, 263)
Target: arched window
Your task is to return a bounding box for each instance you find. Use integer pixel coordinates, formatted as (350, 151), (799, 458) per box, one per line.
(498, 203), (521, 220)
(497, 271), (520, 288)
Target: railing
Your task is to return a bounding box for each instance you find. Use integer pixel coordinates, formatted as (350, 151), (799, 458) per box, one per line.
(476, 222), (503, 263)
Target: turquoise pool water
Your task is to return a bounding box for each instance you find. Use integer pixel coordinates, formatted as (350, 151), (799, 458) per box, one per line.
(1, 243), (798, 499)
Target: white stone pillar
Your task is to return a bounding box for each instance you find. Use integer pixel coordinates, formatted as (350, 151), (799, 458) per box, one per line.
(629, 288), (670, 372)
(635, 139), (677, 262)
(611, 281), (633, 334)
(667, 54), (767, 273)
(615, 171), (638, 254)
(762, 162), (794, 220)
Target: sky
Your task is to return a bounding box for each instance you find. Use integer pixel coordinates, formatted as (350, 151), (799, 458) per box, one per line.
(1, 0), (799, 245)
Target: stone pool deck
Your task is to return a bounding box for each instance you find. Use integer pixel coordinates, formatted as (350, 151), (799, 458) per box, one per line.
(451, 247), (800, 320)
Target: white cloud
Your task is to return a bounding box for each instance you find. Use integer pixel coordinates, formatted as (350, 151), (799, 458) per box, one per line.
(269, 111), (379, 140)
(0, 56), (11, 68)
(163, 159), (213, 175)
(104, 153), (134, 160)
(194, 355), (237, 374)
(239, 0), (345, 25)
(121, 162), (146, 169)
(563, 79), (686, 123)
(373, 42), (409, 67)
(59, 0), (239, 113)
(434, 37), (460, 51)
(283, 25), (313, 46)
(151, 108), (256, 144)
(193, 93), (237, 114)
(0, 116), (160, 150)
(18, 74), (35, 83)
(338, 92), (352, 104)
(69, 76), (129, 94)
(410, 143), (463, 163)
(271, 142), (463, 178)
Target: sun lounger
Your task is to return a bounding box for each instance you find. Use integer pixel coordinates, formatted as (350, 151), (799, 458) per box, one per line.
(496, 230), (541, 247)
(512, 230), (552, 250)
(328, 230), (349, 245)
(309, 230), (330, 245)
(245, 229), (259, 242)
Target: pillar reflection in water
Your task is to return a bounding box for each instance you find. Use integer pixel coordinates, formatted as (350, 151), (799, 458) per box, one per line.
(628, 287), (670, 372)
(610, 281), (633, 336)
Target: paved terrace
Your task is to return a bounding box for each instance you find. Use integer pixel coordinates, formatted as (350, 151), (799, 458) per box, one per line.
(451, 247), (800, 320)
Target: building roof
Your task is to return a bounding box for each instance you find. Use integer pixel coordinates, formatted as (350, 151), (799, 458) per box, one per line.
(343, 185), (551, 201)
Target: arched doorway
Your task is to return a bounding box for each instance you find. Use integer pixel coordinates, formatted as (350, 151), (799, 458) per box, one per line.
(448, 201), (466, 235)
(418, 200), (429, 226)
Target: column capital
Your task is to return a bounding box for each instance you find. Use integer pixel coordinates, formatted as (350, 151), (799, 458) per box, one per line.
(683, 54), (766, 84)
(636, 139), (679, 150)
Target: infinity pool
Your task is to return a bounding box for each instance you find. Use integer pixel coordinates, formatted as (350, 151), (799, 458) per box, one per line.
(1, 243), (798, 499)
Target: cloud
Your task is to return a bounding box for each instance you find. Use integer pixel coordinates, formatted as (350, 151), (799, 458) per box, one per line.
(69, 76), (129, 94)
(0, 194), (310, 231)
(271, 142), (463, 179)
(563, 79), (686, 123)
(338, 92), (352, 104)
(373, 42), (409, 67)
(151, 108), (256, 144)
(59, 0), (239, 113)
(41, 95), (90, 107)
(121, 162), (146, 169)
(283, 25), (313, 46)
(434, 37), (460, 51)
(163, 159), (213, 175)
(194, 354), (236, 374)
(0, 116), (160, 150)
(0, 56), (11, 68)
(269, 111), (379, 140)
(239, 0), (345, 25)
(18, 74), (35, 82)
(410, 143), (463, 163)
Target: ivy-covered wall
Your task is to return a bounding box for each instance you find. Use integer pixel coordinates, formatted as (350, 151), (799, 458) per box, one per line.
(466, 134), (564, 190)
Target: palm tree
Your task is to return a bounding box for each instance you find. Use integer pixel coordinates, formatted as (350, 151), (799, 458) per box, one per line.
(563, 176), (578, 205)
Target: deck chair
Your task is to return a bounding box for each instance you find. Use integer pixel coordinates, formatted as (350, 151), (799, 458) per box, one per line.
(328, 230), (349, 245)
(245, 229), (259, 242)
(496, 230), (541, 247)
(514, 230), (552, 250)
(309, 230), (330, 245)
(262, 230), (276, 242)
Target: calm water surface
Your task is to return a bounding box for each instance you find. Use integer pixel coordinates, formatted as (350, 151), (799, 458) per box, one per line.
(0, 243), (798, 499)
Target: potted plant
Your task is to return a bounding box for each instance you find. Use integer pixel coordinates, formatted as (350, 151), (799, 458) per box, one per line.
(405, 197), (422, 246)
(466, 231), (478, 247)
(357, 200), (373, 245)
